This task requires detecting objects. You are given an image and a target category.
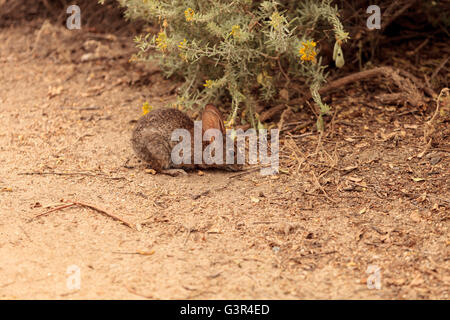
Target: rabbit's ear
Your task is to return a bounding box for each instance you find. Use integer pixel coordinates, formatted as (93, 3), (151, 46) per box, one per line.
(202, 104), (225, 137)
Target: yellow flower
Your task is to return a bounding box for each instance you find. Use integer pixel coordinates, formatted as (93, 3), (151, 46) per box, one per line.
(178, 39), (188, 61)
(269, 12), (283, 30)
(178, 38), (187, 49)
(230, 25), (241, 39)
(155, 32), (167, 51)
(224, 118), (235, 129)
(128, 55), (138, 63)
(203, 80), (214, 88)
(185, 8), (195, 22)
(299, 40), (317, 62)
(142, 102), (153, 115)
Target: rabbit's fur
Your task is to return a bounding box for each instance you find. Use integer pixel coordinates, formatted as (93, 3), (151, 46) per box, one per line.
(131, 104), (242, 173)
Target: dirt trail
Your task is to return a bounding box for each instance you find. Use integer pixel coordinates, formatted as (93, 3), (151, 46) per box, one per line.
(0, 21), (448, 299)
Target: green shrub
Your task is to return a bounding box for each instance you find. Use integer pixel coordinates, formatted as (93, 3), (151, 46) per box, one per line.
(105, 0), (348, 129)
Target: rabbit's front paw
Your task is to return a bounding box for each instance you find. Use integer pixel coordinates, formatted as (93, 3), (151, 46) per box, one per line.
(161, 169), (188, 177)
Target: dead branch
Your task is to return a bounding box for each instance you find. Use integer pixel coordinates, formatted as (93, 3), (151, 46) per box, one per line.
(258, 66), (431, 122)
(430, 56), (449, 82)
(29, 200), (135, 229)
(18, 171), (127, 180)
(424, 87), (449, 144)
(382, 0), (419, 31)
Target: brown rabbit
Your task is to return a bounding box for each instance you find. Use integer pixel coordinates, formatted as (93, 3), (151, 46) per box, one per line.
(131, 104), (242, 176)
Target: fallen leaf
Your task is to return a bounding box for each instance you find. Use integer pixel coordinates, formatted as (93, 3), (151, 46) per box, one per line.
(417, 193), (427, 202)
(409, 275), (424, 287)
(250, 196), (260, 203)
(47, 86), (63, 99)
(381, 131), (397, 141)
(342, 165), (358, 172)
(81, 85), (105, 97)
(355, 142), (369, 148)
(412, 177), (425, 182)
(348, 176), (363, 183)
(279, 89), (289, 100)
(137, 250), (155, 256)
(388, 278), (406, 286)
(207, 228), (221, 234)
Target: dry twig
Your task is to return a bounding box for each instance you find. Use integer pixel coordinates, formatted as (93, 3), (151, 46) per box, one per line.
(259, 66), (431, 122)
(29, 200), (135, 229)
(19, 171), (127, 180)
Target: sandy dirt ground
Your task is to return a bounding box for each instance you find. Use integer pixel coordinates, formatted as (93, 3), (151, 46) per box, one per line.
(0, 19), (449, 299)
